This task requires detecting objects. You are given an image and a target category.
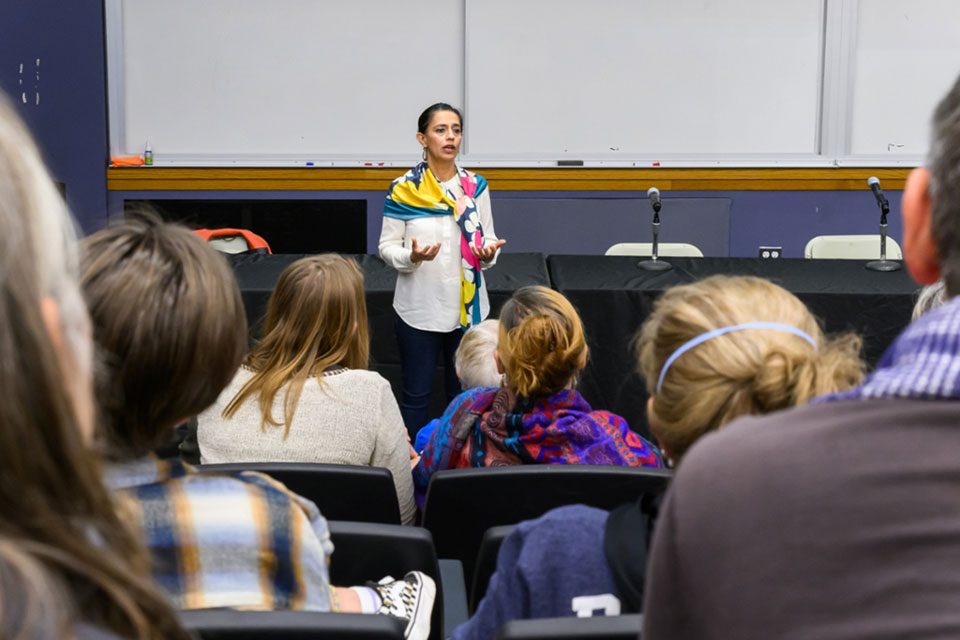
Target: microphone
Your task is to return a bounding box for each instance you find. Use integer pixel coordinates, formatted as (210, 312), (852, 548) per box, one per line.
(867, 177), (890, 214)
(647, 187), (662, 213)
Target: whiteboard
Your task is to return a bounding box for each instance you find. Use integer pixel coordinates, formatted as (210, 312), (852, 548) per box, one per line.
(108, 0), (462, 162)
(464, 0), (824, 160)
(105, 0), (960, 167)
(847, 0), (960, 159)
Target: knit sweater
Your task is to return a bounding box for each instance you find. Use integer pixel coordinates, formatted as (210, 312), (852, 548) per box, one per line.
(197, 367), (416, 525)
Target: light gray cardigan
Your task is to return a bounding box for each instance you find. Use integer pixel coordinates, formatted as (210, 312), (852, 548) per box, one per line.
(198, 367), (416, 525)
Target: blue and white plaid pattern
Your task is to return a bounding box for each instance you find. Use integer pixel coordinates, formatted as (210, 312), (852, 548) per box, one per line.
(104, 455), (333, 611)
(819, 295), (960, 402)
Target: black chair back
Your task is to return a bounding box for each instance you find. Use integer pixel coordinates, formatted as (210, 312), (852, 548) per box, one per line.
(495, 614), (643, 639)
(422, 465), (671, 585)
(327, 521), (446, 640)
(469, 525), (515, 614)
(198, 462), (402, 524)
(181, 609), (404, 639)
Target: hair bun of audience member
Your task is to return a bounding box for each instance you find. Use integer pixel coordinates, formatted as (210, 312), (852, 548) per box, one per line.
(638, 275), (865, 461)
(497, 287), (587, 399)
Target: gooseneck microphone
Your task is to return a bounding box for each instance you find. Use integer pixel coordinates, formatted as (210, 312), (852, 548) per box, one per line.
(647, 187), (662, 214)
(865, 176), (900, 272)
(867, 176), (890, 214)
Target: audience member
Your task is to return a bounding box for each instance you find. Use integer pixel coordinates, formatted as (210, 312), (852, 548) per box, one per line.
(413, 285), (662, 499)
(0, 97), (188, 639)
(413, 319), (501, 452)
(197, 254), (416, 524)
(451, 275), (864, 639)
(83, 218), (434, 639)
(643, 72), (960, 639)
(454, 319), (501, 390)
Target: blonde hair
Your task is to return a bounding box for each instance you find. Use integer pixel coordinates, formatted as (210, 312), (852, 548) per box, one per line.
(497, 286), (587, 399)
(225, 254), (370, 435)
(637, 275), (864, 462)
(455, 319), (501, 389)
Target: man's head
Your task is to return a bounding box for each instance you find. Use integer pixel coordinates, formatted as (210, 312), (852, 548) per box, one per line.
(903, 74), (960, 296)
(81, 216), (247, 459)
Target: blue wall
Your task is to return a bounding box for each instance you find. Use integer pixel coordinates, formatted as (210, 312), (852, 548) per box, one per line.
(0, 0), (109, 233)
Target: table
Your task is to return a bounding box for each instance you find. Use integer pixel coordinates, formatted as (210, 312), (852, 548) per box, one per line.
(229, 252), (550, 417)
(548, 256), (921, 438)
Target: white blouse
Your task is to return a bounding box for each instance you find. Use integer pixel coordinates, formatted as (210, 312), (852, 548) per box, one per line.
(378, 174), (500, 332)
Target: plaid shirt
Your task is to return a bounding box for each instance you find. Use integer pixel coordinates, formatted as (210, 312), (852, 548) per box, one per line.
(104, 455), (333, 611)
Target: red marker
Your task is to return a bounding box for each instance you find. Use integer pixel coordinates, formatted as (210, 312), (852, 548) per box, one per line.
(653, 162), (661, 167)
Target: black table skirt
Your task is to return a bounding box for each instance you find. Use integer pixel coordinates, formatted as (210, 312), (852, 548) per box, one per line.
(548, 255), (921, 438)
(229, 252), (550, 418)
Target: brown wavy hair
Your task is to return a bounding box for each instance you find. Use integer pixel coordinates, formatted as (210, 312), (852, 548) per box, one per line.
(497, 286), (587, 399)
(0, 97), (188, 638)
(224, 254), (370, 435)
(637, 275), (865, 462)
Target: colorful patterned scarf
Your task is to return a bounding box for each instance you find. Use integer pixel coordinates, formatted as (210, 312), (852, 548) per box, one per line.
(383, 162), (488, 329)
(818, 295), (960, 403)
(416, 387), (662, 485)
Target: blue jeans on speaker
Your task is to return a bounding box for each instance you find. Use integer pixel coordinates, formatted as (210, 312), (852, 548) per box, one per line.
(395, 313), (463, 438)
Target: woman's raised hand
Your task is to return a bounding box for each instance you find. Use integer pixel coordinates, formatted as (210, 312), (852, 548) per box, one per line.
(410, 237), (441, 264)
(471, 239), (506, 262)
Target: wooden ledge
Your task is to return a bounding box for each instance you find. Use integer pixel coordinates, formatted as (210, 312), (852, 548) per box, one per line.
(107, 167), (913, 192)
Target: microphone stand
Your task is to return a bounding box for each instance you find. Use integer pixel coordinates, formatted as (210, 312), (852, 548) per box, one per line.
(865, 204), (901, 272)
(639, 207), (671, 271)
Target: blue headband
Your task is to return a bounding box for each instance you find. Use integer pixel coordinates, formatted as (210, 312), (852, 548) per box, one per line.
(656, 321), (818, 393)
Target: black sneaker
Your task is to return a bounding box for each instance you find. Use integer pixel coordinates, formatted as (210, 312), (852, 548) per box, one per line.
(370, 571), (436, 640)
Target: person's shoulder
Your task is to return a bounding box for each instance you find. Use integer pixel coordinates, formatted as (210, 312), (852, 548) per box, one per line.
(174, 465), (321, 519)
(455, 386), (498, 412)
(337, 368), (391, 388)
(671, 398), (908, 504)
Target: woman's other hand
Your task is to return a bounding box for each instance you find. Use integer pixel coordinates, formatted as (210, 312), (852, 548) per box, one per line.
(471, 239), (506, 262)
(410, 237), (441, 264)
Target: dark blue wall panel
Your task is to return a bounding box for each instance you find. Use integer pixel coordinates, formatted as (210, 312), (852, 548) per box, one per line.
(109, 187), (902, 259)
(1, 0), (108, 232)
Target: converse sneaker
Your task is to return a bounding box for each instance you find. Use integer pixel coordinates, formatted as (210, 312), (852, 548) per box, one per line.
(370, 571), (436, 640)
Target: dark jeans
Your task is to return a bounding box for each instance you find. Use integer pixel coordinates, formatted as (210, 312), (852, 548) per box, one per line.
(395, 313), (463, 438)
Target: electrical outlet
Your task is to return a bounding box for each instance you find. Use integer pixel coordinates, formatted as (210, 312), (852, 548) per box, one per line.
(759, 246), (782, 259)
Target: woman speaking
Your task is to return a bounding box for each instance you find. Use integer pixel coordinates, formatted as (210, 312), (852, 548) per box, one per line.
(379, 103), (505, 435)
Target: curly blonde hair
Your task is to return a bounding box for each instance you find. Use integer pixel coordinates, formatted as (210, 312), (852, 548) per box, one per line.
(497, 286), (587, 399)
(637, 275), (865, 461)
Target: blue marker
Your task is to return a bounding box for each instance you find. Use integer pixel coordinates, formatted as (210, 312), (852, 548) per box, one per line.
(306, 162), (314, 166)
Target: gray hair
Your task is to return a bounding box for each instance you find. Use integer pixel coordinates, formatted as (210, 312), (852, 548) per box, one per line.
(455, 319), (501, 390)
(0, 96), (91, 380)
(912, 281), (948, 320)
(928, 73), (960, 297)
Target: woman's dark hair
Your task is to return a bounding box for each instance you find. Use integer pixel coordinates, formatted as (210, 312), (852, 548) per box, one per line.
(418, 103), (463, 134)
